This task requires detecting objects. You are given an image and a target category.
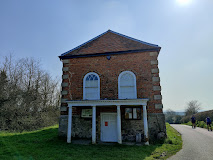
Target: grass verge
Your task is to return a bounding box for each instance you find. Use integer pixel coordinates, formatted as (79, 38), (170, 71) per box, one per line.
(0, 123), (182, 160)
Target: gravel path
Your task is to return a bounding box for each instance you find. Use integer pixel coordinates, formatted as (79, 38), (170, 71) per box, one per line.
(168, 124), (213, 160)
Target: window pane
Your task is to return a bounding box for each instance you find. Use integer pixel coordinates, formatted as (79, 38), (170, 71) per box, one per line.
(119, 72), (136, 99)
(85, 87), (99, 100)
(86, 74), (98, 81)
(120, 86), (135, 99)
(136, 108), (141, 119)
(120, 73), (134, 86)
(125, 108), (133, 119)
(85, 80), (98, 87)
(133, 108), (137, 119)
(133, 108), (141, 119)
(84, 73), (99, 100)
(86, 88), (98, 94)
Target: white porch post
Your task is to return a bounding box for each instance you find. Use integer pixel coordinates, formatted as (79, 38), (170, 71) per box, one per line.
(67, 104), (72, 143)
(143, 105), (149, 145)
(117, 105), (122, 144)
(92, 106), (96, 144)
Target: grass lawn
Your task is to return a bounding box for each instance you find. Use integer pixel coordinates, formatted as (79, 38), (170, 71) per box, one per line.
(0, 123), (182, 160)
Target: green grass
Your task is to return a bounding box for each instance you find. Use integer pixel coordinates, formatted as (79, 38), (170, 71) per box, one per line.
(0, 123), (182, 160)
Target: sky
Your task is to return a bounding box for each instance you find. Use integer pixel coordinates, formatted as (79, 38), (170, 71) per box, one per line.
(0, 0), (213, 111)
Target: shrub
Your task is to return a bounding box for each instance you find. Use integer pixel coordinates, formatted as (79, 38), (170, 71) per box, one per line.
(197, 121), (207, 128)
(181, 110), (213, 124)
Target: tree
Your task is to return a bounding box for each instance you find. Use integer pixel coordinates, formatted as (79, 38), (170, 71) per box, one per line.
(0, 70), (8, 106)
(185, 100), (201, 116)
(0, 55), (60, 131)
(165, 109), (184, 124)
(173, 115), (182, 124)
(165, 109), (176, 124)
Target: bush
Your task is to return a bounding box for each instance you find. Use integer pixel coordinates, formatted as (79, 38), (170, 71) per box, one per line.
(185, 120), (209, 129)
(185, 121), (192, 126)
(181, 110), (213, 124)
(197, 121), (207, 128)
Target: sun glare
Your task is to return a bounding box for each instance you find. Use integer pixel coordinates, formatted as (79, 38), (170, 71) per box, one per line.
(177, 0), (191, 5)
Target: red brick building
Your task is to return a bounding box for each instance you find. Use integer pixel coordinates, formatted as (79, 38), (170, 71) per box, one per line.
(58, 30), (166, 144)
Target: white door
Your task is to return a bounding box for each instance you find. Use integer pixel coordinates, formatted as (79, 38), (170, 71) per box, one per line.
(101, 113), (117, 142)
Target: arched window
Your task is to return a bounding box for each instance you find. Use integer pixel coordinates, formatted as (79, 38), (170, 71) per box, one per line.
(83, 72), (100, 100)
(118, 71), (137, 99)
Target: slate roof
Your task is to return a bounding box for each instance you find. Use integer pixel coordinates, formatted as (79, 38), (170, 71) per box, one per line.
(59, 30), (160, 59)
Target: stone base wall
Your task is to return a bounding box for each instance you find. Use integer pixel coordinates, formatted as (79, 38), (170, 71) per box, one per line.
(58, 115), (92, 139)
(148, 113), (166, 142)
(58, 112), (166, 142)
(121, 112), (166, 142)
(121, 115), (144, 142)
(58, 115), (68, 137)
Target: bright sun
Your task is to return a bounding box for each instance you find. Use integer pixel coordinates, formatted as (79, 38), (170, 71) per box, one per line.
(177, 0), (191, 5)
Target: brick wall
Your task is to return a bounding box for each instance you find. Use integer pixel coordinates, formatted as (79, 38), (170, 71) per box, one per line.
(65, 31), (156, 56)
(60, 51), (162, 114)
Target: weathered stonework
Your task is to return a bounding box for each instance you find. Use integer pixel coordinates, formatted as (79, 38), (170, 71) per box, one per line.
(153, 86), (161, 91)
(151, 60), (158, 65)
(58, 115), (68, 137)
(61, 82), (68, 87)
(61, 90), (68, 95)
(61, 99), (68, 103)
(59, 115), (92, 139)
(58, 109), (166, 143)
(149, 52), (158, 56)
(62, 67), (69, 71)
(154, 95), (162, 100)
(72, 115), (92, 139)
(148, 113), (166, 142)
(151, 68), (159, 73)
(121, 112), (144, 142)
(155, 104), (163, 109)
(62, 59), (69, 64)
(60, 106), (67, 111)
(62, 75), (69, 79)
(152, 77), (160, 82)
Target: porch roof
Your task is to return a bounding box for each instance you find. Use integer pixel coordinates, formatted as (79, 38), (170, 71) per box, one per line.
(66, 98), (149, 107)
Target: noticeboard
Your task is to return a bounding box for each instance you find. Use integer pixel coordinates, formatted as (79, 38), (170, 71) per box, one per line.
(81, 109), (92, 118)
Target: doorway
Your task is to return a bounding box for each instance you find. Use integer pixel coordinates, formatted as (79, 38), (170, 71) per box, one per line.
(101, 113), (117, 142)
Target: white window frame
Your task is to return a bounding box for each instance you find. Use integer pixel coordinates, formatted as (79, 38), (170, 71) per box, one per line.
(83, 72), (100, 100)
(118, 71), (137, 99)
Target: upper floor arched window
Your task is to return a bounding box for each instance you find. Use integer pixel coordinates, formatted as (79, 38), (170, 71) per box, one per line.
(83, 72), (100, 100)
(118, 71), (137, 99)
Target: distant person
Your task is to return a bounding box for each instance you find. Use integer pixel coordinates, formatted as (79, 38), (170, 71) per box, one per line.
(206, 117), (212, 131)
(191, 115), (196, 129)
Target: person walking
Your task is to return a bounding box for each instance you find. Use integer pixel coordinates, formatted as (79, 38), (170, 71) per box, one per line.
(206, 117), (212, 131)
(191, 115), (196, 129)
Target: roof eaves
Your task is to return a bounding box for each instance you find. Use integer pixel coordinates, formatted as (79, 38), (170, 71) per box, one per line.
(59, 47), (161, 59)
(108, 30), (159, 48)
(60, 30), (110, 56)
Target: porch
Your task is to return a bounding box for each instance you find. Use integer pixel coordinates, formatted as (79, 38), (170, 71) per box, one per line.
(66, 99), (149, 145)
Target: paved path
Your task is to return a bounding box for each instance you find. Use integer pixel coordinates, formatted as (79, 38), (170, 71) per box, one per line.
(168, 124), (213, 160)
